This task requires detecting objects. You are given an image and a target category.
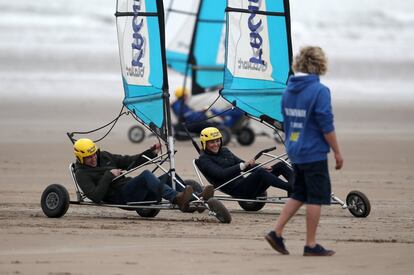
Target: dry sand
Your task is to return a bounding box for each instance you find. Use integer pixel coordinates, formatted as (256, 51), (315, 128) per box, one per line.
(1, 97), (414, 275)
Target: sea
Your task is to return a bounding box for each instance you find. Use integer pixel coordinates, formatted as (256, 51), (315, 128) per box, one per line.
(0, 0), (413, 101)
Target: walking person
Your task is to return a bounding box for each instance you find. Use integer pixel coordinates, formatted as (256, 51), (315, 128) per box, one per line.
(265, 46), (343, 256)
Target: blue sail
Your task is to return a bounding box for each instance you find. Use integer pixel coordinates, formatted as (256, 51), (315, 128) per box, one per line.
(192, 0), (227, 93)
(165, 0), (227, 94)
(165, 0), (199, 76)
(221, 0), (292, 123)
(116, 0), (166, 132)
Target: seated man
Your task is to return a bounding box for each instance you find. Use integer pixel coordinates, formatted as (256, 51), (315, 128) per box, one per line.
(210, 107), (245, 129)
(172, 87), (243, 134)
(171, 87), (218, 133)
(73, 139), (213, 212)
(196, 127), (292, 199)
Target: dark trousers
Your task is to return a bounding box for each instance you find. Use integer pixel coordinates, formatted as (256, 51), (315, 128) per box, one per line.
(228, 162), (293, 199)
(119, 170), (178, 204)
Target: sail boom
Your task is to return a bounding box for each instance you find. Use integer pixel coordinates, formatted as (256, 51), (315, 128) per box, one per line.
(226, 7), (286, 17)
(115, 11), (158, 17)
(191, 65), (224, 71)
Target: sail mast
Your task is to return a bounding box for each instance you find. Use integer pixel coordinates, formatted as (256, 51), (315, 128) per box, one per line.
(157, 0), (178, 189)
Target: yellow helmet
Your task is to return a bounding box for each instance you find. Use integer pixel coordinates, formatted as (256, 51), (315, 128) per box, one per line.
(74, 138), (98, 164)
(174, 87), (189, 98)
(200, 127), (222, 150)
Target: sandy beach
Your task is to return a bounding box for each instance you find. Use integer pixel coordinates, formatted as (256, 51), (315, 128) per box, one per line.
(1, 96), (414, 274)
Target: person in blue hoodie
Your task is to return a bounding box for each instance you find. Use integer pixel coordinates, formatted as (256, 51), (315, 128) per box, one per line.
(265, 46), (343, 256)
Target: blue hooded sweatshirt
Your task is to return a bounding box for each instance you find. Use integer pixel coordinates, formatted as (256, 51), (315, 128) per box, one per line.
(282, 74), (334, 164)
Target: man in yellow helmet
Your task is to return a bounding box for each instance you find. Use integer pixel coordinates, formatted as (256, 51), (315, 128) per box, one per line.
(171, 87), (237, 135)
(73, 138), (199, 211)
(196, 127), (292, 198)
(171, 87), (213, 133)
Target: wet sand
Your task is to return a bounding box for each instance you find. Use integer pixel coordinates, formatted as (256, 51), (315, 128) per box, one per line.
(1, 96), (414, 274)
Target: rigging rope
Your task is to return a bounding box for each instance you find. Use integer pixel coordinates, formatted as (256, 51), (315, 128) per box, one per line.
(67, 105), (128, 144)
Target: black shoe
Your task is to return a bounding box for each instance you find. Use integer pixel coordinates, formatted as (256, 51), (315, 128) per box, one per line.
(265, 231), (289, 255)
(303, 244), (335, 256)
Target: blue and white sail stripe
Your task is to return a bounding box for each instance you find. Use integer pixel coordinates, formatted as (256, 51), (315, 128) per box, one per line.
(116, 0), (165, 129)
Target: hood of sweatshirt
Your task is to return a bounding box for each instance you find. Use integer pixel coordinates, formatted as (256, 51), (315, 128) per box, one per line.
(286, 74), (320, 94)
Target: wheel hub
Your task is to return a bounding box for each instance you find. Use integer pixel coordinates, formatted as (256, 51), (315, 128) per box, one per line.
(46, 192), (59, 209)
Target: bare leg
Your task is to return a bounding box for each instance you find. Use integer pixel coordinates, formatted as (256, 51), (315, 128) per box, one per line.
(305, 204), (321, 247)
(275, 198), (303, 236)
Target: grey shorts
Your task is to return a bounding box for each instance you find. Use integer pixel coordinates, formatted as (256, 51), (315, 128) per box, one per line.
(290, 160), (331, 205)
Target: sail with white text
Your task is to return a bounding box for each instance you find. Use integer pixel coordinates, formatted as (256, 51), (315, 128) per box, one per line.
(221, 0), (293, 125)
(116, 0), (170, 137)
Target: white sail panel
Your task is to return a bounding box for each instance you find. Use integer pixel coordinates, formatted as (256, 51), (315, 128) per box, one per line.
(227, 0), (273, 81)
(216, 23), (226, 65)
(117, 0), (151, 86)
(165, 0), (200, 55)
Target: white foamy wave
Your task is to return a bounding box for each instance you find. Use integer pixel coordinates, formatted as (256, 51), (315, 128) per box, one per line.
(290, 0), (414, 61)
(0, 0), (413, 101)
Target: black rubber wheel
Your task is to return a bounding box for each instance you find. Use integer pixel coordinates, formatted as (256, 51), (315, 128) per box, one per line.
(236, 127), (255, 146)
(346, 190), (371, 218)
(136, 208), (160, 218)
(128, 125), (145, 143)
(217, 126), (231, 146)
(184, 179), (203, 194)
(41, 184), (70, 218)
(207, 198), (231, 223)
(238, 191), (267, 211)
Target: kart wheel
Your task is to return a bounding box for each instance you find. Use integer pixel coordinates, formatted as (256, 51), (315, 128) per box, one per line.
(217, 126), (231, 146)
(236, 127), (255, 146)
(184, 179), (203, 194)
(207, 198), (231, 223)
(346, 190), (371, 218)
(136, 208), (160, 218)
(41, 184), (70, 218)
(128, 125), (145, 143)
(238, 191), (267, 211)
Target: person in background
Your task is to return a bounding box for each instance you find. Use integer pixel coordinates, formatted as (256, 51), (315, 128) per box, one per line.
(265, 46), (343, 256)
(171, 87), (244, 133)
(171, 87), (216, 133)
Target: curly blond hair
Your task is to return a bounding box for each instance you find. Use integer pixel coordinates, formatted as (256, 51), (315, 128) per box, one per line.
(292, 46), (327, 75)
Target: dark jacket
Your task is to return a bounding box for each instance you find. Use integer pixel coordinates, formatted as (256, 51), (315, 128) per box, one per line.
(74, 149), (157, 203)
(196, 147), (244, 193)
